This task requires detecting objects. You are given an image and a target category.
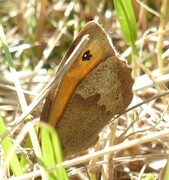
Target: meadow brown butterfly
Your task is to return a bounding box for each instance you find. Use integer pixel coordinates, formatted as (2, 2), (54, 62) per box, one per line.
(40, 21), (133, 158)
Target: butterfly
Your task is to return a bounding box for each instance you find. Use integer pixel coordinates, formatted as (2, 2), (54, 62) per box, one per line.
(40, 21), (133, 158)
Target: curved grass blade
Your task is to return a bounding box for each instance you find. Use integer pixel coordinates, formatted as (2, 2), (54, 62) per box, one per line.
(114, 0), (138, 44)
(0, 116), (24, 176)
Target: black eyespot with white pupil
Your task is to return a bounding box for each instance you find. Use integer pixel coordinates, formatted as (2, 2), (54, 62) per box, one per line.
(82, 50), (92, 61)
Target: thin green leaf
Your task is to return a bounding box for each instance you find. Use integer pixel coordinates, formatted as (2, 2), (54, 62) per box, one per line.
(0, 23), (27, 111)
(28, 123), (49, 179)
(41, 127), (58, 179)
(0, 116), (24, 176)
(50, 127), (68, 180)
(164, 160), (169, 180)
(41, 124), (68, 180)
(113, 0), (138, 45)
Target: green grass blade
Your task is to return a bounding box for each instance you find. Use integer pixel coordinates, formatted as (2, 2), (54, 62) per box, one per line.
(0, 23), (27, 111)
(113, 0), (138, 53)
(28, 123), (49, 179)
(50, 127), (68, 180)
(0, 116), (24, 176)
(163, 160), (169, 180)
(40, 124), (68, 180)
(41, 127), (58, 179)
